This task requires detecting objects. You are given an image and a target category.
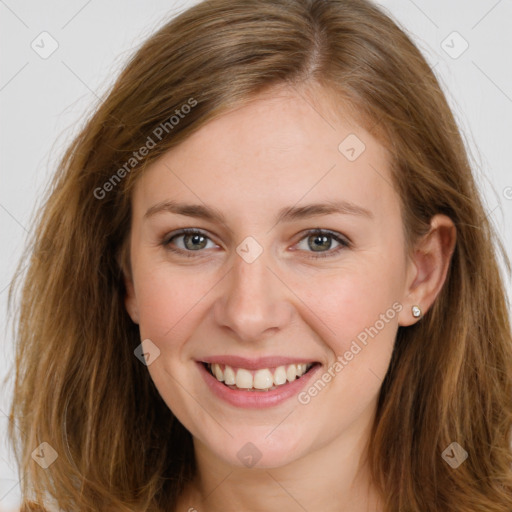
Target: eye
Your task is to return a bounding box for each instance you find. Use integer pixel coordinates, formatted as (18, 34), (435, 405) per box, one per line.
(295, 229), (350, 258)
(162, 228), (218, 257)
(162, 228), (350, 259)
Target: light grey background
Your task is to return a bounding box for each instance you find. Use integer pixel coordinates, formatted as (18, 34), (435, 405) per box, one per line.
(1, 0), (511, 509)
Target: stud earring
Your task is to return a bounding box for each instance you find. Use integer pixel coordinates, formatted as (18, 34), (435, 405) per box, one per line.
(411, 305), (422, 318)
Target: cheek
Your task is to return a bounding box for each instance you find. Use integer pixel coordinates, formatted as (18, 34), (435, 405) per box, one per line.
(132, 264), (211, 415)
(299, 264), (402, 350)
(133, 260), (216, 340)
(295, 260), (403, 411)
(294, 273), (399, 425)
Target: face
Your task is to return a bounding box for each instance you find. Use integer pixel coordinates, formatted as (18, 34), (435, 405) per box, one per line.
(124, 85), (415, 469)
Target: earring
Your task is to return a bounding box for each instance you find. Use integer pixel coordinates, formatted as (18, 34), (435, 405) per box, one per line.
(411, 305), (422, 318)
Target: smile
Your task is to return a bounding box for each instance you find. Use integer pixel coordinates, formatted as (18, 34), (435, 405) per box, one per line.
(197, 358), (322, 408)
(204, 362), (315, 391)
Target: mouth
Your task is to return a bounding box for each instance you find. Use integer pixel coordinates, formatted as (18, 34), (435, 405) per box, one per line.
(202, 361), (319, 392)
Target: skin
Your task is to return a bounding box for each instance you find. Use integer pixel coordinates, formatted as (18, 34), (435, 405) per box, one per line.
(124, 84), (456, 512)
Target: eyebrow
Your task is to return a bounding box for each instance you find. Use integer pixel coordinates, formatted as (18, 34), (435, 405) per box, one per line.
(144, 199), (373, 224)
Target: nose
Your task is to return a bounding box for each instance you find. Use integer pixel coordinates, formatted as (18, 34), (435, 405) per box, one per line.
(212, 249), (294, 343)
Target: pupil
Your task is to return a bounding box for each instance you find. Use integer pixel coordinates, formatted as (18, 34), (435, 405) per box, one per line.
(310, 234), (330, 252)
(185, 234), (206, 250)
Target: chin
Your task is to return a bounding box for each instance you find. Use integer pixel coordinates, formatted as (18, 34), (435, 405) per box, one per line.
(197, 426), (311, 470)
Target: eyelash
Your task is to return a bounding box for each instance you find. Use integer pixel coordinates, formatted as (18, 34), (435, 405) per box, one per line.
(161, 228), (351, 259)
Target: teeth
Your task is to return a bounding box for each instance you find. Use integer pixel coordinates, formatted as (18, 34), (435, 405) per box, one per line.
(207, 362), (313, 391)
(274, 366), (287, 385)
(253, 369), (273, 389)
(286, 365), (297, 382)
(224, 365), (236, 385)
(235, 368), (253, 389)
(213, 363), (224, 382)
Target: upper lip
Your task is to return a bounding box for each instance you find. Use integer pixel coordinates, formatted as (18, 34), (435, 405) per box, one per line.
(198, 355), (318, 370)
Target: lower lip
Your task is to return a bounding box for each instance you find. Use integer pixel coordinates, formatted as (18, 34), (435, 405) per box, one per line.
(197, 361), (322, 409)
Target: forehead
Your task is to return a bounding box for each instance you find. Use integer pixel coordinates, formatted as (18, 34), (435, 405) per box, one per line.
(132, 86), (399, 225)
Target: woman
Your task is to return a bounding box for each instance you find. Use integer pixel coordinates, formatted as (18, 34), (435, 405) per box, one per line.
(8, 0), (512, 510)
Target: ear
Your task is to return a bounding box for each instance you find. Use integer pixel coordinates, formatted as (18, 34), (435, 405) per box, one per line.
(398, 214), (456, 327)
(124, 273), (140, 325)
(118, 242), (140, 325)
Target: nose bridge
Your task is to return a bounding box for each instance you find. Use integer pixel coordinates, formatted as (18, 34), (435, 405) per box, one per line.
(213, 245), (292, 341)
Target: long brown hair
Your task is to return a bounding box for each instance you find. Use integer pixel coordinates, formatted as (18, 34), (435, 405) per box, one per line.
(7, 0), (512, 510)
